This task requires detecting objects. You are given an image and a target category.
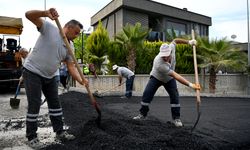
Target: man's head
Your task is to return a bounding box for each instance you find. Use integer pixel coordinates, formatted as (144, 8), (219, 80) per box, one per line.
(112, 64), (118, 70)
(64, 19), (83, 40)
(19, 48), (29, 58)
(159, 43), (172, 62)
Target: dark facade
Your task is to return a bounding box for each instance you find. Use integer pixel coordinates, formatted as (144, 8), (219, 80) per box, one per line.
(91, 0), (212, 41)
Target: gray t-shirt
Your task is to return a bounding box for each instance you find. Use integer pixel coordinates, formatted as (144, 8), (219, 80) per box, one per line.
(24, 20), (72, 79)
(117, 67), (134, 78)
(150, 42), (176, 83)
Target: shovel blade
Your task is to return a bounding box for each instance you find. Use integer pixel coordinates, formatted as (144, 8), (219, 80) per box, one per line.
(10, 98), (20, 109)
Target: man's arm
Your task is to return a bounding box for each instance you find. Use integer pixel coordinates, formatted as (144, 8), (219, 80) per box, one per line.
(25, 8), (59, 29)
(173, 38), (196, 45)
(169, 71), (200, 90)
(118, 76), (123, 86)
(66, 61), (88, 86)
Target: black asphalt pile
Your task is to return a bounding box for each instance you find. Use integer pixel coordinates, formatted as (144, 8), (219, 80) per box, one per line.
(41, 91), (244, 150)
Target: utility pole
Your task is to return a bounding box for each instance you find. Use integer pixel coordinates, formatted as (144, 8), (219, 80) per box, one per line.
(247, 0), (250, 95)
(44, 0), (46, 20)
(82, 32), (84, 64)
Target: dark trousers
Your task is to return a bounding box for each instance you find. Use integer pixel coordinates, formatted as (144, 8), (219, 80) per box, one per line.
(140, 76), (180, 119)
(60, 75), (68, 88)
(125, 75), (135, 98)
(23, 68), (64, 140)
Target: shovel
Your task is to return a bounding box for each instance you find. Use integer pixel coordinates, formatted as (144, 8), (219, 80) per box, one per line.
(55, 18), (101, 126)
(10, 79), (22, 109)
(190, 29), (201, 132)
(93, 82), (125, 98)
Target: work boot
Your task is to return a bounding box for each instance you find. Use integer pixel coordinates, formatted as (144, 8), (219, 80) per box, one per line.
(173, 119), (183, 127)
(56, 131), (75, 141)
(28, 137), (45, 149)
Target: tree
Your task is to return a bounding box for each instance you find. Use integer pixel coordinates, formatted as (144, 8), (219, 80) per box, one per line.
(74, 33), (89, 63)
(114, 23), (151, 72)
(85, 21), (110, 74)
(197, 37), (248, 93)
(106, 41), (127, 74)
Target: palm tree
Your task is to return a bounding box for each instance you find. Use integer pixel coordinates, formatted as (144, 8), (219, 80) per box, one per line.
(114, 23), (151, 72)
(165, 28), (177, 42)
(197, 37), (248, 93)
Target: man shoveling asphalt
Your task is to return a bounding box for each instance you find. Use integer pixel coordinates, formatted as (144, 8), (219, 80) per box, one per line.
(23, 8), (88, 149)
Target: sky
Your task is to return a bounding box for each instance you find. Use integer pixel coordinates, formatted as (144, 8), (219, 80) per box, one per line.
(0, 0), (247, 49)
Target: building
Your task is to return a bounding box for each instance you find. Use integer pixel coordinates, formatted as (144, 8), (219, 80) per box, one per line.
(91, 0), (212, 41)
(233, 42), (248, 53)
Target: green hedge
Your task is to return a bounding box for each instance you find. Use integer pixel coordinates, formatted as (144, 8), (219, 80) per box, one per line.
(135, 41), (194, 74)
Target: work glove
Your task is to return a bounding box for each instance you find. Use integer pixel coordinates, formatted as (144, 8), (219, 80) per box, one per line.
(188, 39), (197, 46)
(188, 83), (201, 90)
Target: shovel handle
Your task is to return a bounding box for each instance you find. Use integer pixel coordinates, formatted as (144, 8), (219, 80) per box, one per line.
(14, 79), (22, 99)
(191, 30), (201, 105)
(55, 19), (100, 110)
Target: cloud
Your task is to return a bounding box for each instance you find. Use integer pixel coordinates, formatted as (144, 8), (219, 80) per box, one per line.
(210, 20), (247, 42)
(1, 0), (248, 48)
(152, 0), (247, 42)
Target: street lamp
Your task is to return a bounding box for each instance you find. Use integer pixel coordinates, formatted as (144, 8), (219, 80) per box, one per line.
(248, 0), (250, 66)
(247, 0), (250, 95)
(44, 0), (46, 20)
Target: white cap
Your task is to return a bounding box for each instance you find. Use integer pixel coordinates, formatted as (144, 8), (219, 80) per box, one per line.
(158, 43), (171, 57)
(112, 64), (118, 70)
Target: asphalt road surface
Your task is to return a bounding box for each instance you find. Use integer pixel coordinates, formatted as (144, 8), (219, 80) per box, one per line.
(0, 88), (249, 149)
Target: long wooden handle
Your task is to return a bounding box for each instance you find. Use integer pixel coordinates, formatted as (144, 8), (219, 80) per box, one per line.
(55, 19), (98, 107)
(191, 30), (201, 104)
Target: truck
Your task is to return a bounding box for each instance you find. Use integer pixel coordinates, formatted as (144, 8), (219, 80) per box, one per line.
(0, 16), (23, 91)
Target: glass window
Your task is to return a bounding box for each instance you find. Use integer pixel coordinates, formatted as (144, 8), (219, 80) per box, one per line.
(166, 21), (186, 36)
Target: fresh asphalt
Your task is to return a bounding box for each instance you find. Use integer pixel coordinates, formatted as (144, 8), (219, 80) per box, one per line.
(101, 95), (250, 146)
(0, 87), (250, 148)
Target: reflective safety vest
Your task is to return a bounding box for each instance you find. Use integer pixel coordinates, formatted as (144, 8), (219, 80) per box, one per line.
(83, 66), (89, 74)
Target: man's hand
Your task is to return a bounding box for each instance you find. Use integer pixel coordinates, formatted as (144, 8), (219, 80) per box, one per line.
(188, 39), (197, 46)
(189, 83), (201, 90)
(46, 8), (59, 20)
(81, 78), (89, 87)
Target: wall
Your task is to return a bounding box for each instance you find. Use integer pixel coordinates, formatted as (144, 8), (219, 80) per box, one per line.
(77, 74), (249, 97)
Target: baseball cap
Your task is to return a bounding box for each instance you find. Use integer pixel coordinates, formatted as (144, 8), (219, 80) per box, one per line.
(158, 43), (171, 57)
(112, 64), (118, 70)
